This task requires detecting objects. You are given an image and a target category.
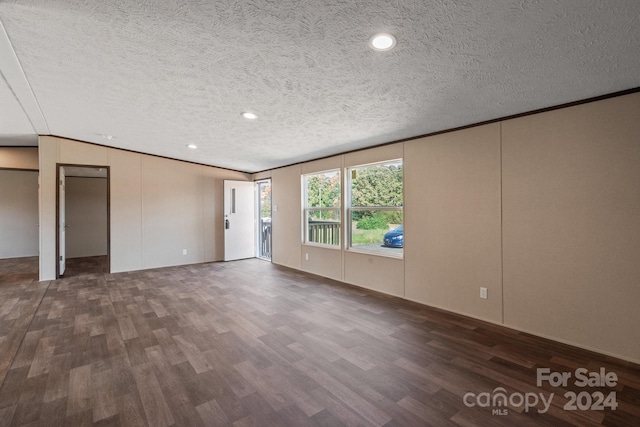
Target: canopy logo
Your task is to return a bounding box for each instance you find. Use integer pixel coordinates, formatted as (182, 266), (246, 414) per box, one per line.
(462, 367), (618, 416)
(463, 387), (553, 415)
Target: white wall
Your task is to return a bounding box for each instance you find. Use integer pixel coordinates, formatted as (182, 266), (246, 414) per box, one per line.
(0, 147), (39, 259)
(39, 136), (250, 278)
(0, 170), (39, 258)
(65, 177), (108, 258)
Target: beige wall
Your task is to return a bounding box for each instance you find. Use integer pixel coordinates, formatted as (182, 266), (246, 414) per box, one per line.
(260, 93), (640, 363)
(271, 165), (302, 270)
(65, 177), (108, 258)
(404, 124), (503, 323)
(502, 93), (640, 363)
(302, 245), (342, 281)
(110, 149), (142, 272)
(343, 252), (404, 296)
(0, 147), (38, 170)
(142, 156), (204, 268)
(253, 171), (271, 181)
(0, 170), (38, 258)
(39, 136), (250, 278)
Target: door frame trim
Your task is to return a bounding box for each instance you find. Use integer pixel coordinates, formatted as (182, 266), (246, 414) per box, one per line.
(55, 163), (111, 279)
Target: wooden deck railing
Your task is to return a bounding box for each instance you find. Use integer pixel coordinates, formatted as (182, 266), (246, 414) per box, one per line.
(308, 221), (340, 245)
(259, 219), (272, 258)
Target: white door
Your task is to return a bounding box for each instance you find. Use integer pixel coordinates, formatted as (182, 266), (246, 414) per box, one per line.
(59, 166), (66, 275)
(224, 180), (256, 261)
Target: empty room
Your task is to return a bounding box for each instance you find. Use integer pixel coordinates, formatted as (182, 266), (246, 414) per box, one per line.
(1, 1), (639, 426)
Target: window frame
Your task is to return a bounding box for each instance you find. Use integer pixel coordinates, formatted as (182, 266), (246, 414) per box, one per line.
(346, 159), (404, 258)
(302, 169), (341, 248)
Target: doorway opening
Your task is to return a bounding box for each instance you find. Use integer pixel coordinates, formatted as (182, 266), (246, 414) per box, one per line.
(0, 168), (39, 284)
(56, 164), (110, 279)
(256, 179), (272, 261)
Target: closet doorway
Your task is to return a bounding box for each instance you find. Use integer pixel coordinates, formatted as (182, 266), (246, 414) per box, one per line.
(56, 164), (110, 278)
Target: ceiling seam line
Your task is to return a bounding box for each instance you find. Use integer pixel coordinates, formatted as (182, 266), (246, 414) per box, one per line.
(0, 19), (50, 135)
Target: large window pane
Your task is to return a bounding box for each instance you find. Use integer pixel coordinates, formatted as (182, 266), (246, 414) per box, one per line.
(305, 170), (340, 208)
(350, 161), (403, 207)
(303, 170), (341, 247)
(347, 160), (403, 257)
(349, 209), (403, 256)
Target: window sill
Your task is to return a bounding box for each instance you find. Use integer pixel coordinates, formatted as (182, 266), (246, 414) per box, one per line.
(346, 246), (404, 259)
(302, 242), (342, 250)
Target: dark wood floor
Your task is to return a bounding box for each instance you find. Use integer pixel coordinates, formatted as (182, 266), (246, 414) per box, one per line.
(0, 257), (639, 426)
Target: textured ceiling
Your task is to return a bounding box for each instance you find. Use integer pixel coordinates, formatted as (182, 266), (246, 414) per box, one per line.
(0, 65), (36, 136)
(0, 1), (639, 172)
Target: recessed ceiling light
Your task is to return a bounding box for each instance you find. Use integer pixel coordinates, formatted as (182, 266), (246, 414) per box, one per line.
(242, 112), (257, 120)
(370, 33), (396, 51)
(101, 134), (114, 140)
(187, 144), (197, 149)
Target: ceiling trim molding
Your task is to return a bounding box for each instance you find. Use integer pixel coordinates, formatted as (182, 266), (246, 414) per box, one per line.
(252, 86), (640, 174)
(0, 166), (38, 172)
(0, 145), (37, 148)
(0, 19), (50, 135)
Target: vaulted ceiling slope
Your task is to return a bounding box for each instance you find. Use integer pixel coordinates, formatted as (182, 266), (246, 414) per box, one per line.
(1, 1), (639, 172)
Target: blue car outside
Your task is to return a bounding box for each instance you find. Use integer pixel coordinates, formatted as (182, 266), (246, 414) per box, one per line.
(383, 225), (403, 248)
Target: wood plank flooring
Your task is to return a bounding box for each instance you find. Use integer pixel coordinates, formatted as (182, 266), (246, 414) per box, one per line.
(0, 256), (639, 426)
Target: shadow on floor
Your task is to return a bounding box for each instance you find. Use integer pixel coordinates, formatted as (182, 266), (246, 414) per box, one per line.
(0, 256), (38, 286)
(62, 255), (108, 278)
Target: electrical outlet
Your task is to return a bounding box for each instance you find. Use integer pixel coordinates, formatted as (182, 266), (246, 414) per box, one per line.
(480, 287), (488, 299)
(305, 253), (309, 261)
(183, 249), (187, 255)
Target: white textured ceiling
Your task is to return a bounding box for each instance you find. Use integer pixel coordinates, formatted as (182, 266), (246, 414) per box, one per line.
(0, 1), (639, 172)
(0, 67), (36, 137)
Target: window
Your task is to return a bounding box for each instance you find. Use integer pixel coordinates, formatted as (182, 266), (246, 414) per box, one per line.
(303, 170), (341, 246)
(347, 160), (403, 256)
